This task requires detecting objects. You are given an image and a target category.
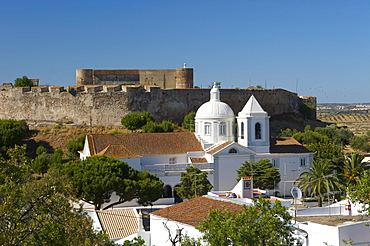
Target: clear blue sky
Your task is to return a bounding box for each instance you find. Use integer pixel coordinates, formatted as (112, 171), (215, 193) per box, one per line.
(1, 0), (369, 103)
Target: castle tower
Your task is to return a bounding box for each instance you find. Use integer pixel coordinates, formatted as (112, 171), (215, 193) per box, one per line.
(76, 69), (93, 86)
(175, 68), (193, 88)
(195, 83), (234, 147)
(237, 95), (270, 153)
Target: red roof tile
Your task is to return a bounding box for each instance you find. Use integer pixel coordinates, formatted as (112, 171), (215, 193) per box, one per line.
(190, 157), (208, 163)
(270, 137), (311, 154)
(88, 132), (204, 156)
(96, 144), (142, 158)
(151, 197), (244, 227)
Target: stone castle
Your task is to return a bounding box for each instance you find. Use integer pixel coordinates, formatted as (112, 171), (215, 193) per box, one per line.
(0, 67), (316, 127)
(76, 67), (193, 89)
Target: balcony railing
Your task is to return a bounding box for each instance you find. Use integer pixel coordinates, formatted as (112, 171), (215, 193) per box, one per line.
(143, 163), (214, 173)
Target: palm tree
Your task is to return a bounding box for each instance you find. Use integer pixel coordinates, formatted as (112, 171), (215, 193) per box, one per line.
(296, 159), (342, 207)
(343, 152), (369, 186)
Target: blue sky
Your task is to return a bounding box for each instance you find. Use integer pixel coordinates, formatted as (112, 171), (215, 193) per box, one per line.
(1, 0), (370, 103)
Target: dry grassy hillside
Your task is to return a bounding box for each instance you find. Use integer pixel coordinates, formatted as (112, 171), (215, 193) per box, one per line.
(317, 112), (370, 135)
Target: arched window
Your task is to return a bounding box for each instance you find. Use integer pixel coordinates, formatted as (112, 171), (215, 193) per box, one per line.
(205, 123), (211, 135)
(241, 122), (244, 139)
(163, 185), (172, 198)
(255, 123), (261, 139)
(220, 123), (226, 135)
(229, 148), (238, 153)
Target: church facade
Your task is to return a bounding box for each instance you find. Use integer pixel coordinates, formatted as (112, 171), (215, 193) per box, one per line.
(80, 83), (313, 197)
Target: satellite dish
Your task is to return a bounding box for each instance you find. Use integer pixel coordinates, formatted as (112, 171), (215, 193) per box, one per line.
(291, 187), (302, 200)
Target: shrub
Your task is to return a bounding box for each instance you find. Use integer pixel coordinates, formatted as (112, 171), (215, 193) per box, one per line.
(160, 121), (174, 132)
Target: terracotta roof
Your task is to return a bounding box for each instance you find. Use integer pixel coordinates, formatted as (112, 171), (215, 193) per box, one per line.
(270, 137), (311, 154)
(206, 141), (234, 154)
(190, 157), (208, 163)
(96, 209), (139, 239)
(88, 132), (204, 156)
(151, 196), (244, 227)
(96, 144), (142, 158)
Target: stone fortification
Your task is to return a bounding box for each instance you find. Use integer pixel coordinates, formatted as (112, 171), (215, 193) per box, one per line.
(0, 85), (316, 127)
(76, 68), (193, 89)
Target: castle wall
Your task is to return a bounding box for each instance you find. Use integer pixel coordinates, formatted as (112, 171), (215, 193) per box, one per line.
(0, 85), (313, 127)
(76, 68), (193, 89)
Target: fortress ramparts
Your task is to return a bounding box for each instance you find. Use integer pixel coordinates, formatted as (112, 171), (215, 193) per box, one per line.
(0, 84), (316, 127)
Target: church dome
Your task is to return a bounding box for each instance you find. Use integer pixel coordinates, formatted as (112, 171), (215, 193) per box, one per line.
(195, 83), (234, 119)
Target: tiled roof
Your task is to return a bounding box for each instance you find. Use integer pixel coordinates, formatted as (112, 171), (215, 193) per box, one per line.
(96, 144), (142, 158)
(190, 157), (208, 163)
(88, 132), (204, 156)
(96, 209), (139, 239)
(270, 137), (311, 154)
(206, 141), (234, 154)
(151, 196), (244, 227)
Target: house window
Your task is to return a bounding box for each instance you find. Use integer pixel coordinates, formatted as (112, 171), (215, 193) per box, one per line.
(241, 122), (244, 139)
(244, 180), (251, 189)
(220, 123), (226, 135)
(255, 123), (261, 139)
(169, 157), (177, 164)
(272, 159), (279, 168)
(229, 148), (238, 153)
(300, 158), (306, 167)
(205, 123), (211, 135)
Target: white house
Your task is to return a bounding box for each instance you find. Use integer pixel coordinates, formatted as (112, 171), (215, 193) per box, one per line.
(80, 82), (314, 197)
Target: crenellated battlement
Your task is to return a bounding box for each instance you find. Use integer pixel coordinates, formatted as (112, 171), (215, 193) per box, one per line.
(0, 84), (165, 95)
(0, 83), (316, 127)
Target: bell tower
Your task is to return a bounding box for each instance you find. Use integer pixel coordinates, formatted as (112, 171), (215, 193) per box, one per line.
(237, 95), (270, 153)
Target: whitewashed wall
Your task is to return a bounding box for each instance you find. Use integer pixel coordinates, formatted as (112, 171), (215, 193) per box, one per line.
(150, 214), (203, 246)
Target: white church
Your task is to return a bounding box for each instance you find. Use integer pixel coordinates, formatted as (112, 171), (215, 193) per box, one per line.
(80, 83), (313, 197)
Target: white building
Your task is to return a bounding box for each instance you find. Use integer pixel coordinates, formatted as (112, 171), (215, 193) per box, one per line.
(80, 82), (314, 197)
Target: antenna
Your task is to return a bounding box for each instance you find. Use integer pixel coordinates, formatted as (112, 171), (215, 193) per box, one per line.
(265, 79), (267, 89)
(296, 79), (298, 94)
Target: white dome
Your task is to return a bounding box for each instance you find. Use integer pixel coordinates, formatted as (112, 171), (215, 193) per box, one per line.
(195, 83), (234, 119)
(196, 101), (234, 119)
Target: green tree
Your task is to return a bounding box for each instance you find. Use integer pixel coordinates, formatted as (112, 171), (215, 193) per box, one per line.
(36, 146), (48, 156)
(348, 170), (370, 216)
(182, 111), (196, 132)
(351, 135), (370, 152)
(236, 159), (280, 190)
(49, 148), (63, 165)
(343, 153), (368, 186)
(0, 146), (113, 245)
(121, 111), (154, 132)
(293, 125), (330, 145)
(160, 120), (174, 132)
(175, 166), (213, 199)
(197, 197), (297, 246)
(142, 121), (163, 133)
(32, 154), (49, 176)
(314, 124), (354, 146)
(66, 134), (86, 159)
(14, 75), (33, 87)
(122, 236), (146, 246)
(58, 156), (163, 210)
(0, 119), (29, 157)
(297, 159), (342, 207)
